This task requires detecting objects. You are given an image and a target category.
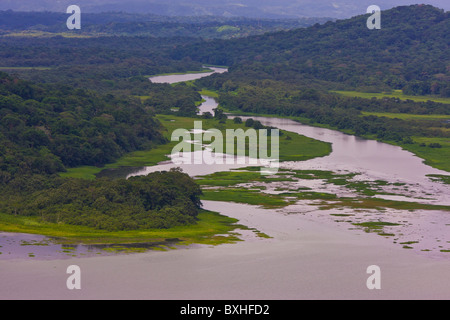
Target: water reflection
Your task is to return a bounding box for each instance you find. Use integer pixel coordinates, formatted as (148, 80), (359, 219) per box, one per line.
(0, 232), (182, 260)
(149, 66), (227, 84)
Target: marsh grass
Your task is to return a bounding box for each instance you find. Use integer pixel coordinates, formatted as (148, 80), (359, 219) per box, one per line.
(332, 90), (450, 104)
(61, 115), (332, 180)
(0, 210), (260, 246)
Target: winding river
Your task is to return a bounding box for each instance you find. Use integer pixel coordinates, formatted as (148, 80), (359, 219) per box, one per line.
(1, 67), (450, 299)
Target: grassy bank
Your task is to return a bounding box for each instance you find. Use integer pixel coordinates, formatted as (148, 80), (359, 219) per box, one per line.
(395, 137), (450, 172)
(332, 90), (450, 104)
(361, 111), (450, 121)
(0, 210), (257, 246)
(61, 114), (332, 179)
(219, 105), (450, 173)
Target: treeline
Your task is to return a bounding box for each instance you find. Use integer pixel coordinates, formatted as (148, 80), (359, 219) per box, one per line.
(0, 169), (202, 231)
(143, 82), (202, 117)
(197, 78), (450, 144)
(174, 5), (450, 97)
(0, 70), (208, 231)
(187, 5), (450, 145)
(0, 10), (330, 39)
(0, 71), (165, 178)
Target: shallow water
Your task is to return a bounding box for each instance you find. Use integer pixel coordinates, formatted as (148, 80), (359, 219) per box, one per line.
(149, 66), (227, 84)
(1, 70), (450, 299)
(3, 68), (450, 260)
(97, 70), (450, 258)
(0, 232), (182, 260)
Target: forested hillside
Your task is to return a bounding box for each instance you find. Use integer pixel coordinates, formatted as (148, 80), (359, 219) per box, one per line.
(0, 71), (203, 231)
(173, 5), (450, 168)
(174, 5), (449, 96)
(0, 10), (330, 39)
(0, 71), (166, 177)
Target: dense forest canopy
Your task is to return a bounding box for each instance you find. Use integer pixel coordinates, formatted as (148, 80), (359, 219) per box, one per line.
(0, 10), (331, 39)
(173, 5), (450, 96)
(0, 71), (167, 178)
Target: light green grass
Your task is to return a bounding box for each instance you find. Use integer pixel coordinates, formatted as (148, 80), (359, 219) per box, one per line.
(217, 25), (240, 32)
(397, 137), (450, 172)
(332, 90), (450, 104)
(199, 89), (220, 98)
(0, 210), (251, 246)
(4, 30), (94, 38)
(198, 168), (450, 211)
(361, 112), (450, 120)
(61, 115), (332, 179)
(201, 188), (290, 209)
(196, 170), (295, 187)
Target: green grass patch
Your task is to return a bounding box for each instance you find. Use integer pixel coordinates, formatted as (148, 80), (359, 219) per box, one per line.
(199, 89), (220, 98)
(352, 221), (401, 233)
(61, 115), (331, 179)
(361, 111), (450, 120)
(201, 188), (289, 209)
(4, 30), (94, 38)
(398, 137), (450, 172)
(427, 174), (450, 185)
(320, 197), (450, 212)
(196, 170), (295, 187)
(280, 191), (338, 200)
(332, 90), (450, 104)
(0, 210), (254, 246)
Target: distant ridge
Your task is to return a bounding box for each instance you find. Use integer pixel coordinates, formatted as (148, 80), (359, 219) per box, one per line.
(0, 0), (448, 19)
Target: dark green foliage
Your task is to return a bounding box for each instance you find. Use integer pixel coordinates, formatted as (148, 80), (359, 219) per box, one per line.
(0, 169), (203, 231)
(0, 10), (330, 39)
(187, 6), (450, 144)
(180, 5), (449, 96)
(0, 72), (166, 176)
(143, 83), (202, 116)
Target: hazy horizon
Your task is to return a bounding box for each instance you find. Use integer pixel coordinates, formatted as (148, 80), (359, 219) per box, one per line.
(0, 0), (448, 19)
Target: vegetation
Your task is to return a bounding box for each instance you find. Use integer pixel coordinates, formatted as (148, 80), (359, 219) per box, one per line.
(0, 4), (449, 246)
(0, 210), (250, 246)
(196, 168), (450, 212)
(0, 71), (165, 177)
(0, 169), (203, 231)
(0, 10), (331, 39)
(333, 90), (450, 105)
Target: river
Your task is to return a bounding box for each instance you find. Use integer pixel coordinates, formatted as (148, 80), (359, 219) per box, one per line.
(1, 67), (450, 299)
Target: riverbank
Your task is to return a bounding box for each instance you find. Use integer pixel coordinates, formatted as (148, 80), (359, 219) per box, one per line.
(2, 69), (450, 300)
(1, 200), (450, 300)
(0, 210), (256, 249)
(61, 114), (331, 180)
(218, 105), (450, 173)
